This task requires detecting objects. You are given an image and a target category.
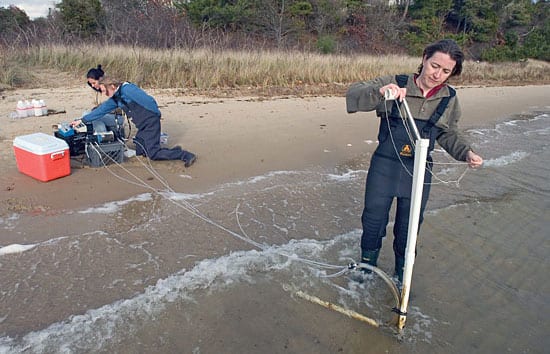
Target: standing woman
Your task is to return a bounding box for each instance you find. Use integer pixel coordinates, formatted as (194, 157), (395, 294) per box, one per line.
(77, 76), (196, 166)
(346, 39), (482, 283)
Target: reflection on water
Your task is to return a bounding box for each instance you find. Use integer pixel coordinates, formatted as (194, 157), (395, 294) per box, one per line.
(1, 112), (549, 353)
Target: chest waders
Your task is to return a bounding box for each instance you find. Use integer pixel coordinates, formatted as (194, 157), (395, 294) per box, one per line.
(360, 75), (455, 281)
(115, 94), (194, 162)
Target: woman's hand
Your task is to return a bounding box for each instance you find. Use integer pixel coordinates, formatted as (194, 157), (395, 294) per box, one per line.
(466, 150), (483, 168)
(379, 83), (407, 101)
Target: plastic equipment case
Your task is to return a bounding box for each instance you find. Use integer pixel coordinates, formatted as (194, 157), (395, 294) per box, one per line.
(13, 132), (70, 182)
(86, 141), (125, 167)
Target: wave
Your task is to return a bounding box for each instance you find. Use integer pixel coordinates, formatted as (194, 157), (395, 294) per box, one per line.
(0, 233), (360, 352)
(482, 151), (529, 167)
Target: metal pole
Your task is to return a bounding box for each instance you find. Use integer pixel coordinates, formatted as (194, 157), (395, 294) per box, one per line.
(293, 290), (380, 328)
(401, 99), (421, 142)
(397, 137), (429, 330)
(383, 92), (428, 330)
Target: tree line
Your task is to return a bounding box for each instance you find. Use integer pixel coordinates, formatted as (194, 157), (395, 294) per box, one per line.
(0, 0), (548, 61)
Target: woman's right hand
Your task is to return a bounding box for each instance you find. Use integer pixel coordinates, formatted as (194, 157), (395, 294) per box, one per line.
(379, 83), (407, 101)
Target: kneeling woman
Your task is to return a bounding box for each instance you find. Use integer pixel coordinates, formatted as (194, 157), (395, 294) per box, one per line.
(79, 77), (196, 167)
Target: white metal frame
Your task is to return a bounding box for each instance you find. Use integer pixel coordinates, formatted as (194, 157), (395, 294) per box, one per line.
(392, 97), (429, 330)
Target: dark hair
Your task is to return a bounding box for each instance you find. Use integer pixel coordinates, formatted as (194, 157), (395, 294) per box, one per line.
(86, 65), (105, 92)
(417, 39), (464, 77)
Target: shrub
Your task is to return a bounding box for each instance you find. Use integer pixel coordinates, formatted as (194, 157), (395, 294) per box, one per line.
(316, 34), (337, 54)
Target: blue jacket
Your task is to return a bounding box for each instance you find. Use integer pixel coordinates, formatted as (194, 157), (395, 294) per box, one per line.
(82, 82), (161, 123)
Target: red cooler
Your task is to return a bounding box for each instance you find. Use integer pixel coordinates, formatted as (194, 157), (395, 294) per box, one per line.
(13, 132), (70, 182)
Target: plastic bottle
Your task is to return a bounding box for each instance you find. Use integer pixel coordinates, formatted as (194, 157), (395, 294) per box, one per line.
(24, 100), (33, 117)
(40, 100), (48, 116)
(33, 99), (42, 116)
(16, 100), (26, 118)
(160, 132), (168, 145)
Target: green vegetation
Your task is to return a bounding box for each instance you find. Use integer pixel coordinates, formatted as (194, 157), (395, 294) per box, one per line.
(0, 1), (548, 91)
(1, 1), (548, 59)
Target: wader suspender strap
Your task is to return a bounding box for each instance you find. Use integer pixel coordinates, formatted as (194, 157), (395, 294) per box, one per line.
(113, 92), (127, 108)
(113, 83), (133, 109)
(391, 74), (456, 137)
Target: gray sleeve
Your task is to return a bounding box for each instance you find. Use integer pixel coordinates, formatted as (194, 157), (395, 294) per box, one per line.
(346, 76), (393, 113)
(436, 97), (473, 161)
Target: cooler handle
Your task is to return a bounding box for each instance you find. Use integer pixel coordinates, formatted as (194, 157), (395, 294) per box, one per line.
(50, 151), (65, 160)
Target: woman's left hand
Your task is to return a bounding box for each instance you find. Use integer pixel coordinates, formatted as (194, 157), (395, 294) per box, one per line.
(466, 150), (483, 168)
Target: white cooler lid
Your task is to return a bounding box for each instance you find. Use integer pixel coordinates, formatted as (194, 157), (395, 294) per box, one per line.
(13, 132), (69, 155)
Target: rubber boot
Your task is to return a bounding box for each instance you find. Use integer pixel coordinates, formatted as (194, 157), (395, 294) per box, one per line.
(360, 249), (380, 274)
(394, 256), (405, 283)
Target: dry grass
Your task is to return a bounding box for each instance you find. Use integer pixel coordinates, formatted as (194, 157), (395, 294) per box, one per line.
(2, 45), (549, 96)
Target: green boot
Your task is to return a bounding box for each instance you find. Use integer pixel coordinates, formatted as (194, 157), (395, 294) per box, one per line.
(360, 249), (380, 273)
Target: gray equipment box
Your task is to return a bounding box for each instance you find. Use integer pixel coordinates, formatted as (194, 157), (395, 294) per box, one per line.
(86, 141), (125, 167)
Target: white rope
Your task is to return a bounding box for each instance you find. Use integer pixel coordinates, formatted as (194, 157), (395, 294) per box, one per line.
(85, 140), (405, 326)
(86, 142), (350, 273)
(382, 99), (471, 187)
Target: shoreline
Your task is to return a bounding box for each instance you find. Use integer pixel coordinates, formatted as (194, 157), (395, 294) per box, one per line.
(1, 84), (549, 217)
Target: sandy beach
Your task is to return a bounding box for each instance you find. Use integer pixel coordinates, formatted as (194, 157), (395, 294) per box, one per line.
(1, 83), (549, 353)
(1, 84), (548, 215)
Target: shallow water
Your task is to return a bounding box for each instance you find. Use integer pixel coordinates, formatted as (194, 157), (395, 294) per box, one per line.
(1, 111), (549, 353)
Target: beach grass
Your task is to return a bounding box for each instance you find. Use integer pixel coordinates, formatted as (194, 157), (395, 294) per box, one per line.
(2, 45), (549, 94)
